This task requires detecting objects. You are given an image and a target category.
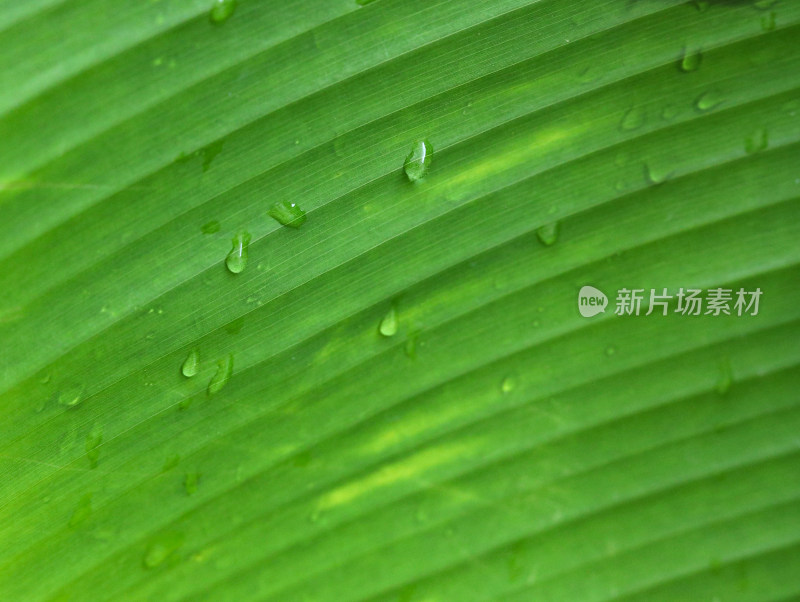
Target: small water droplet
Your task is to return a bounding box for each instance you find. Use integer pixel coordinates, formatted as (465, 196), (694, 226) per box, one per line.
(619, 106), (645, 131)
(645, 163), (672, 185)
(269, 201), (307, 228)
(207, 354), (234, 396)
(501, 376), (516, 394)
(680, 47), (702, 72)
(695, 90), (724, 112)
(68, 493), (92, 527)
(181, 348), (200, 378)
(403, 140), (433, 182)
(661, 104), (679, 120)
(379, 306), (398, 337)
(58, 384), (84, 408)
(536, 222), (560, 246)
(745, 128), (768, 154)
(209, 0), (236, 24)
(144, 532), (185, 568)
(85, 424), (103, 469)
(225, 231), (250, 274)
(761, 12), (776, 31)
(39, 373), (51, 384)
(184, 472), (200, 495)
(716, 359), (733, 395)
(201, 220), (221, 234)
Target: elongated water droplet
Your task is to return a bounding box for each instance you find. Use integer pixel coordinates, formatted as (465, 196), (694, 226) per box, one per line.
(209, 0), (236, 24)
(501, 376), (516, 394)
(201, 220), (220, 234)
(379, 306), (398, 337)
(536, 222), (560, 246)
(58, 384), (84, 408)
(695, 90), (724, 112)
(716, 359), (733, 395)
(745, 128), (768, 154)
(181, 349), (200, 378)
(184, 472), (200, 495)
(269, 201), (307, 228)
(85, 424), (103, 469)
(619, 106), (645, 131)
(207, 354), (234, 395)
(225, 231), (250, 274)
(404, 140), (433, 182)
(144, 532), (185, 568)
(680, 47), (702, 72)
(69, 493), (92, 527)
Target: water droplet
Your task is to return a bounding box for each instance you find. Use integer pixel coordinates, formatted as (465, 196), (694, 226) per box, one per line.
(201, 220), (220, 234)
(716, 359), (733, 395)
(619, 106), (645, 131)
(661, 104), (679, 121)
(162, 454), (180, 472)
(39, 373), (51, 384)
(209, 0), (236, 24)
(58, 384), (84, 408)
(536, 222), (560, 246)
(501, 376), (516, 394)
(379, 306), (398, 337)
(207, 354), (234, 396)
(68, 493), (92, 527)
(178, 396), (193, 411)
(184, 472), (200, 495)
(181, 349), (200, 378)
(745, 128), (768, 154)
(695, 90), (724, 112)
(761, 12), (776, 31)
(225, 231), (250, 274)
(645, 163), (672, 185)
(680, 47), (702, 72)
(403, 140), (433, 182)
(85, 424), (103, 469)
(144, 532), (185, 568)
(269, 201), (307, 228)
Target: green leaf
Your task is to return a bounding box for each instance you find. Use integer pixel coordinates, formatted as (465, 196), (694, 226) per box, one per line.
(1, 0), (799, 600)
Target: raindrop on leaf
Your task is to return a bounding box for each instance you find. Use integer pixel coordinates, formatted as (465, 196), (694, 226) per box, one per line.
(269, 201), (307, 228)
(404, 140), (433, 182)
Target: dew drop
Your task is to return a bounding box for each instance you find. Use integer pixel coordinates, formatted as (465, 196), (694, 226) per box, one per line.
(403, 140), (433, 182)
(144, 532), (185, 568)
(85, 424), (103, 469)
(181, 348), (200, 378)
(379, 306), (398, 337)
(58, 384), (84, 408)
(209, 0), (236, 24)
(68, 493), (92, 528)
(225, 231), (250, 274)
(269, 201), (307, 228)
(680, 47), (702, 72)
(619, 106), (645, 131)
(207, 354), (234, 396)
(695, 90), (724, 112)
(501, 376), (516, 394)
(201, 220), (221, 234)
(184, 472), (200, 496)
(661, 104), (679, 121)
(745, 128), (768, 154)
(716, 359), (733, 395)
(536, 222), (560, 246)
